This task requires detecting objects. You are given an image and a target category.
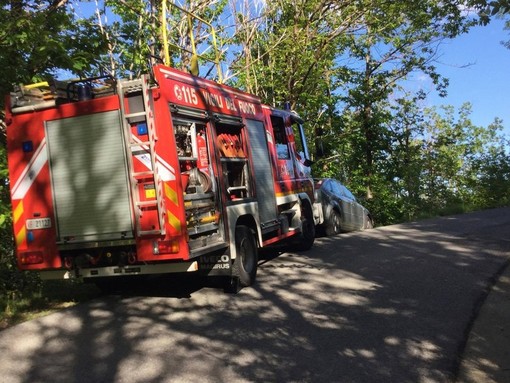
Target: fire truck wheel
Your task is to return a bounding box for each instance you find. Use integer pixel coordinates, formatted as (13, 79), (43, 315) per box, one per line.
(232, 225), (258, 288)
(295, 203), (315, 251)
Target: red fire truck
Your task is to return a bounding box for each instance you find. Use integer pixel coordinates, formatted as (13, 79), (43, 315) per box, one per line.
(5, 63), (317, 290)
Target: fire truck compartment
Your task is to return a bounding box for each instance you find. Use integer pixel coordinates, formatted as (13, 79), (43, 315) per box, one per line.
(45, 110), (134, 242)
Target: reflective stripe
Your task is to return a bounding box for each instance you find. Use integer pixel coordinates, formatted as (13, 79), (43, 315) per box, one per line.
(13, 200), (24, 222)
(11, 139), (47, 200)
(16, 227), (27, 247)
(13, 200), (27, 249)
(164, 183), (181, 233)
(131, 136), (175, 181)
(164, 183), (178, 205)
(167, 210), (181, 232)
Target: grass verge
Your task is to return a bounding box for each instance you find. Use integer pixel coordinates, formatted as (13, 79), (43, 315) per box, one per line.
(0, 280), (102, 330)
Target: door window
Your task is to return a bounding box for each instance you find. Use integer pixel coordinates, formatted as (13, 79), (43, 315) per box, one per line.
(271, 115), (290, 159)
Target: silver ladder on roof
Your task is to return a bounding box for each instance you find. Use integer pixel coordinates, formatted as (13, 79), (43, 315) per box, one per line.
(118, 75), (166, 236)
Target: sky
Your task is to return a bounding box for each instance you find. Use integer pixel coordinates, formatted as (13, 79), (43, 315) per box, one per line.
(420, 17), (510, 136)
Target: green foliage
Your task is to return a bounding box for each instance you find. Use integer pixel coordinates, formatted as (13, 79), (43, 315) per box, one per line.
(97, 0), (229, 79)
(504, 15), (510, 50)
(0, 280), (101, 329)
(337, 0), (487, 200)
(382, 104), (508, 225)
(0, 140), (9, 230)
(0, 194), (43, 320)
(316, 91), (510, 227)
(229, 0), (356, 157)
(0, 1), (109, 97)
(490, 0), (510, 14)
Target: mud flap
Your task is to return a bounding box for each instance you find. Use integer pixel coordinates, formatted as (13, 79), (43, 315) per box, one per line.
(198, 250), (232, 277)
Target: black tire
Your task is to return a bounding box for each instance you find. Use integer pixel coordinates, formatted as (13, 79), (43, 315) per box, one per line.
(232, 225), (258, 288)
(364, 216), (374, 230)
(294, 203), (315, 251)
(325, 210), (341, 236)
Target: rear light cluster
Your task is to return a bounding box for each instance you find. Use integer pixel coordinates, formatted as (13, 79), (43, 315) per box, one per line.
(19, 251), (44, 265)
(153, 240), (180, 255)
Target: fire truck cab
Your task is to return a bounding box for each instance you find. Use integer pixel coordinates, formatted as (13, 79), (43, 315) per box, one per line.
(5, 63), (316, 290)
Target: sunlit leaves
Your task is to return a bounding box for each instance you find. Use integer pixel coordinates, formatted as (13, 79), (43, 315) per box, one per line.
(490, 0), (510, 14)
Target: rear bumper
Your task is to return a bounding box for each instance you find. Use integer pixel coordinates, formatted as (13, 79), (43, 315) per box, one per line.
(40, 261), (199, 280)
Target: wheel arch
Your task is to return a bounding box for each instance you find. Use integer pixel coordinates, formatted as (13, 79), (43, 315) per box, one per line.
(325, 201), (342, 223)
(294, 193), (316, 250)
(231, 214), (259, 260)
(298, 192), (315, 217)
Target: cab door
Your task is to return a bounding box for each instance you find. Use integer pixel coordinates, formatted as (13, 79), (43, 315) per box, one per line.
(270, 115), (295, 192)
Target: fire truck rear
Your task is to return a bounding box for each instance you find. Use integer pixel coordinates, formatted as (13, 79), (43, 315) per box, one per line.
(5, 63), (316, 290)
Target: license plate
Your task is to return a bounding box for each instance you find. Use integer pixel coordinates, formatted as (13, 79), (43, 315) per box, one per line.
(26, 218), (52, 230)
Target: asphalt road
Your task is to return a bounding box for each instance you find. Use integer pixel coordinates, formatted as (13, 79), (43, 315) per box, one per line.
(1, 208), (509, 383)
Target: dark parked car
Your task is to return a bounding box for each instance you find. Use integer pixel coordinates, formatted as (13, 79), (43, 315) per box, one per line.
(315, 178), (374, 236)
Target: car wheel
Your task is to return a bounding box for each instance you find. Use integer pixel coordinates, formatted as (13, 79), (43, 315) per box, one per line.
(232, 225), (258, 288)
(325, 210), (342, 236)
(364, 216), (374, 230)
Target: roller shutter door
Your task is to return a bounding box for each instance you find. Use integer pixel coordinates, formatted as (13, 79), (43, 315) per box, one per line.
(46, 110), (133, 241)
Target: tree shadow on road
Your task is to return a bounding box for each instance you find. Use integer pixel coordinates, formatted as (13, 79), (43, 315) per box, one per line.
(1, 209), (509, 383)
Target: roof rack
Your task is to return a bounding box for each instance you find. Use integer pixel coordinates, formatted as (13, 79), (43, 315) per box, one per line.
(11, 75), (116, 113)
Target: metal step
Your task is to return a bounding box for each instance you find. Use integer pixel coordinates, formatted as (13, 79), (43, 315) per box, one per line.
(132, 170), (155, 179)
(138, 229), (164, 236)
(125, 111), (147, 119)
(136, 200), (158, 208)
(130, 141), (151, 148)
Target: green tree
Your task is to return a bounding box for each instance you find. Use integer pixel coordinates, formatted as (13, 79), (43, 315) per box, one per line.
(385, 94), (428, 221)
(95, 0), (229, 79)
(470, 147), (510, 208)
(463, 119), (510, 208)
(0, 1), (108, 97)
(0, 0), (110, 219)
(489, 0), (510, 14)
(417, 104), (507, 215)
(230, 0), (363, 156)
(339, 0), (488, 200)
